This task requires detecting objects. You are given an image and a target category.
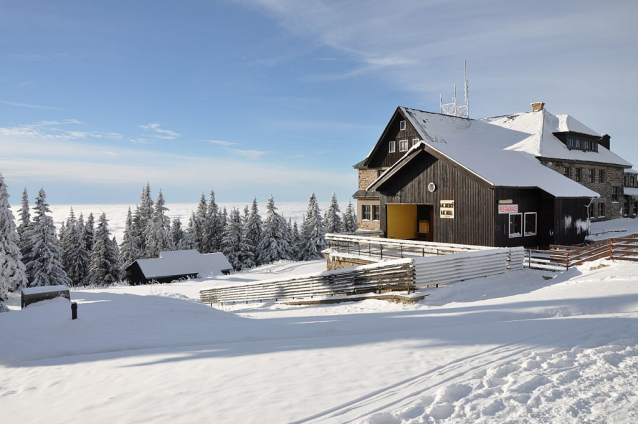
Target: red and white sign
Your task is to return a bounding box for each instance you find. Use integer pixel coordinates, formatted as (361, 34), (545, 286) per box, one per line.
(498, 204), (518, 214)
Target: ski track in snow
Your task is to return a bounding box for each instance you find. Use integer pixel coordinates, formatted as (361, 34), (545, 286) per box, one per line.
(297, 312), (638, 423)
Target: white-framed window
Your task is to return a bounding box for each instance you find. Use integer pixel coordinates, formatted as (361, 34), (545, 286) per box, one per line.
(362, 205), (371, 220)
(412, 138), (420, 146)
(399, 120), (406, 130)
(524, 212), (537, 236)
(399, 139), (409, 152)
(612, 186), (619, 203)
(389, 141), (396, 153)
(509, 213), (522, 238)
(372, 205), (380, 221)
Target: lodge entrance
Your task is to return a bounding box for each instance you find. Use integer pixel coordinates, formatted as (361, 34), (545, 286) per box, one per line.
(386, 204), (434, 241)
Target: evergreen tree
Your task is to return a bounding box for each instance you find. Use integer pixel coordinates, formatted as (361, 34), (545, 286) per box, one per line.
(146, 190), (172, 257)
(133, 183), (154, 257)
(206, 190), (223, 253)
(289, 219), (302, 261)
(61, 209), (89, 286)
(258, 196), (291, 264)
(88, 213), (120, 286)
(342, 200), (358, 232)
(17, 187), (30, 258)
(238, 206), (255, 269)
(221, 208), (243, 270)
(324, 192), (343, 234)
(244, 197), (263, 266)
(189, 193), (208, 252)
(118, 208), (140, 270)
(84, 212), (95, 254)
(300, 192), (326, 260)
(0, 174), (28, 298)
(22, 188), (70, 287)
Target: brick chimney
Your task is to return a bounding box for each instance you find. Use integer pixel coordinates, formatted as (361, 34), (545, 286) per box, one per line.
(599, 134), (611, 150)
(531, 102), (545, 112)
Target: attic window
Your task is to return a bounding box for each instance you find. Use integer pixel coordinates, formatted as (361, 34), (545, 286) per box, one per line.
(412, 138), (420, 146)
(389, 140), (396, 153)
(566, 136), (598, 152)
(399, 140), (409, 152)
(399, 120), (406, 130)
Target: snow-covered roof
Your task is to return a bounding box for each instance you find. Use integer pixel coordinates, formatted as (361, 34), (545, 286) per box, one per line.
(134, 250), (232, 279)
(21, 285), (69, 295)
(624, 187), (638, 197)
(401, 107), (631, 167)
(624, 168), (638, 174)
(370, 141), (600, 198)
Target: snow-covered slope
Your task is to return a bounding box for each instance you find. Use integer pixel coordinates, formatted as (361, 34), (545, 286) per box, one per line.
(2, 257), (638, 423)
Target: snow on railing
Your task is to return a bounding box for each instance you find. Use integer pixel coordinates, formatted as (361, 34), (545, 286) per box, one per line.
(325, 233), (490, 261)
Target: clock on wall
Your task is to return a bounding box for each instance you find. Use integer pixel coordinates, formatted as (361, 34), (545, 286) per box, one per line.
(427, 182), (436, 193)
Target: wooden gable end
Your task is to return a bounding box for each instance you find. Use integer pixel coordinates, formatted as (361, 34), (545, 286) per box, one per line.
(364, 108), (423, 169)
(375, 148), (496, 246)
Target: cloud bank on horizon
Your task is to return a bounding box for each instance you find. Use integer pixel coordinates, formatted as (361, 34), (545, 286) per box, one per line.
(1, 0), (637, 204)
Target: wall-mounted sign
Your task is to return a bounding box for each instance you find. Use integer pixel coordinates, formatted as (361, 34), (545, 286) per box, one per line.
(498, 204), (519, 214)
(428, 182), (436, 192)
(440, 200), (454, 219)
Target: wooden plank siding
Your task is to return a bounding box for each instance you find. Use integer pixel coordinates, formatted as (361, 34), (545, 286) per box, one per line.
(552, 197), (592, 246)
(494, 187), (541, 248)
(377, 149), (496, 247)
(365, 109), (423, 169)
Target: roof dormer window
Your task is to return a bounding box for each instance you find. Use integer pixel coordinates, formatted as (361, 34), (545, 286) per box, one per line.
(399, 120), (406, 130)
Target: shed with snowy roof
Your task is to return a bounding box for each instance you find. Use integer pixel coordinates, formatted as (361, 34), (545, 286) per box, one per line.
(353, 103), (632, 247)
(124, 250), (232, 285)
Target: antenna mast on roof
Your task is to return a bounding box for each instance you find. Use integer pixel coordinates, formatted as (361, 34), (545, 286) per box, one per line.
(440, 60), (469, 118)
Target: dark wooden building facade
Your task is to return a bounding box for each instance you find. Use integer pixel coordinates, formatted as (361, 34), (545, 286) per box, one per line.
(357, 107), (598, 248)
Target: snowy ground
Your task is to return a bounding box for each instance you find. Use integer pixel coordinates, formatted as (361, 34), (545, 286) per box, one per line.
(2, 221), (638, 423)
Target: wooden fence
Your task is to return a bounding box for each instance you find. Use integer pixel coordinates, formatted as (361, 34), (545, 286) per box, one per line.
(325, 233), (490, 261)
(413, 247), (523, 288)
(200, 259), (415, 305)
(200, 246), (524, 305)
(526, 233), (638, 271)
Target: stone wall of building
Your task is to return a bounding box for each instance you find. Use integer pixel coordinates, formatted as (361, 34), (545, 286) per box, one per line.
(358, 169), (380, 190)
(541, 160), (624, 220)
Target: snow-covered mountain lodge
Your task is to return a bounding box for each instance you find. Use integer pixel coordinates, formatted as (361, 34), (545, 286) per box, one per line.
(353, 103), (632, 247)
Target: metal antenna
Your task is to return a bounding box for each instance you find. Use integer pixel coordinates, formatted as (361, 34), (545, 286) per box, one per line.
(440, 61), (470, 118)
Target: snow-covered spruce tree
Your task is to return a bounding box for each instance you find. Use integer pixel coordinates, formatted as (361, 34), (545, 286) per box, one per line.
(238, 206), (255, 269)
(221, 208), (244, 271)
(88, 213), (120, 286)
(118, 208), (140, 271)
(0, 174), (28, 298)
(171, 217), (194, 250)
(206, 190), (223, 253)
(299, 192), (326, 260)
(145, 190), (172, 258)
(244, 197), (263, 266)
(258, 196), (291, 264)
(17, 187), (30, 259)
(189, 193), (208, 252)
(22, 188), (70, 287)
(61, 209), (89, 286)
(342, 200), (357, 232)
(288, 219), (302, 261)
(324, 192), (343, 234)
(84, 212), (95, 254)
(132, 183), (154, 257)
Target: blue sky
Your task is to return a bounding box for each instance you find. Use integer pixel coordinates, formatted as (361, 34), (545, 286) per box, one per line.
(1, 0), (637, 206)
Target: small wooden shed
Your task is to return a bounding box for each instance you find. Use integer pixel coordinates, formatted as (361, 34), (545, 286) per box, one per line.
(124, 250), (233, 285)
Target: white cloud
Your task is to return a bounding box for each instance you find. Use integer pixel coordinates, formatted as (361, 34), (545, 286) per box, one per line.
(0, 99), (63, 110)
(205, 139), (238, 147)
(229, 149), (269, 160)
(131, 138), (154, 144)
(139, 123), (181, 139)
